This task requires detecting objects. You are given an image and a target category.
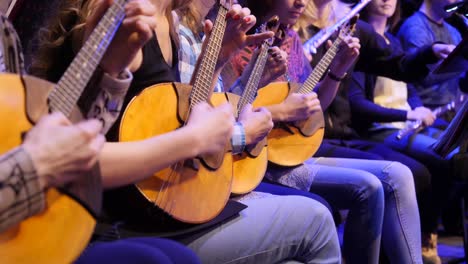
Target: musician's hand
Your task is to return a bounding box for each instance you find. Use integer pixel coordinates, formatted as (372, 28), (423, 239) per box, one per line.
(23, 113), (105, 189)
(238, 104), (273, 145)
(260, 47), (288, 87)
(85, 0), (157, 77)
(329, 36), (360, 77)
(239, 46), (287, 88)
(203, 4), (274, 69)
(407, 107), (436, 126)
(432, 43), (455, 59)
(303, 37), (320, 63)
(186, 102), (234, 155)
(279, 92), (322, 122)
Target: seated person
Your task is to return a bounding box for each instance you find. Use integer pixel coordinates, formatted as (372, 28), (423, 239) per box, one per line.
(31, 1), (342, 263)
(349, 0), (458, 262)
(0, 5), (201, 263)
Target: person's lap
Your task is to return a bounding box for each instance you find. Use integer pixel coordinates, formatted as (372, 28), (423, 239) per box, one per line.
(75, 237), (200, 264)
(186, 194), (341, 264)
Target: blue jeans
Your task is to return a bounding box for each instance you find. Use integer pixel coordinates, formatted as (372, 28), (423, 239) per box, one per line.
(186, 195), (341, 264)
(254, 182), (332, 213)
(305, 158), (421, 264)
(369, 127), (454, 233)
(76, 237), (200, 264)
(316, 139), (435, 234)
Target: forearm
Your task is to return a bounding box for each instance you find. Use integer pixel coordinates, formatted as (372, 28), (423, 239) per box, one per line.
(400, 45), (440, 84)
(0, 147), (45, 232)
(99, 127), (200, 189)
(348, 72), (408, 122)
(265, 104), (286, 122)
(357, 21), (437, 82)
(315, 77), (340, 111)
(351, 100), (408, 122)
(407, 84), (424, 108)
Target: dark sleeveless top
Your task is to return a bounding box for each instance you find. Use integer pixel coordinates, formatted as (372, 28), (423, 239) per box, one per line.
(106, 33), (179, 141)
(100, 33), (245, 241)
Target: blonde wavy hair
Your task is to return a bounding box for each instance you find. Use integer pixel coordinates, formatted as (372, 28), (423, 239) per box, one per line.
(177, 2), (204, 36)
(295, 0), (351, 42)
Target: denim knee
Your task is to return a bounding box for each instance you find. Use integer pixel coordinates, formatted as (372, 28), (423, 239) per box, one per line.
(289, 196), (334, 227)
(301, 197), (336, 237)
(297, 197), (341, 263)
(309, 198), (334, 225)
(382, 162), (416, 195)
(356, 171), (384, 205)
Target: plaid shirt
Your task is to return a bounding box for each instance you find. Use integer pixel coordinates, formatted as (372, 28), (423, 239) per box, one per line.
(178, 24), (201, 86)
(0, 147), (44, 233)
(178, 24), (224, 92)
(0, 13), (132, 232)
(0, 14), (44, 232)
(178, 23), (245, 154)
(0, 14), (24, 74)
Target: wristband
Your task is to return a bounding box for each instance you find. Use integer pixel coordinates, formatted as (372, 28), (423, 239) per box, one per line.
(327, 69), (347, 82)
(231, 122), (246, 154)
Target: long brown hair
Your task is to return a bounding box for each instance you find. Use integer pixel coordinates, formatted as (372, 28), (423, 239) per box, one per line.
(360, 0), (402, 33)
(29, 0), (86, 82)
(30, 0), (192, 82)
(170, 0), (193, 45)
